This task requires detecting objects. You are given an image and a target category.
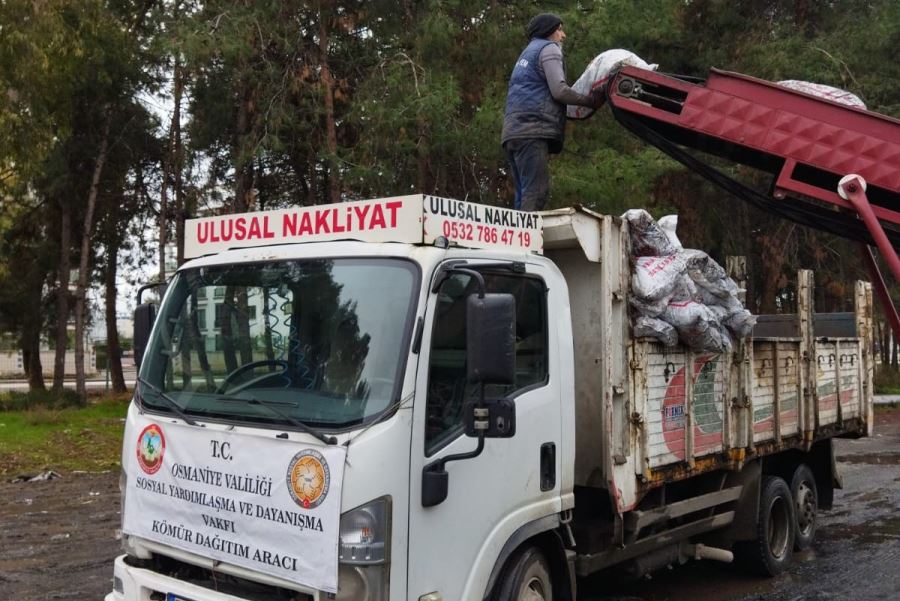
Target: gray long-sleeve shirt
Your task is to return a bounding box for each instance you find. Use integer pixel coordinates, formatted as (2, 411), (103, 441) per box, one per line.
(538, 43), (594, 107)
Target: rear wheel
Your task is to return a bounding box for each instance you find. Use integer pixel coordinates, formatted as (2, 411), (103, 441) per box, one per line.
(790, 464), (818, 551)
(496, 546), (554, 601)
(735, 475), (795, 576)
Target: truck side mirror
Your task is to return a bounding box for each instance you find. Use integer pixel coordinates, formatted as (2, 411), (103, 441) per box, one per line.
(466, 292), (516, 385)
(133, 303), (157, 369)
(422, 292), (518, 508)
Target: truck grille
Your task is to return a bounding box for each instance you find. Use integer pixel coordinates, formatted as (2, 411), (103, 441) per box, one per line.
(125, 554), (314, 601)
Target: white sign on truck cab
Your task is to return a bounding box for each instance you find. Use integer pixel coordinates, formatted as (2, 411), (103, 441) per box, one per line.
(110, 197), (873, 601)
(184, 194), (543, 259)
(123, 415), (347, 592)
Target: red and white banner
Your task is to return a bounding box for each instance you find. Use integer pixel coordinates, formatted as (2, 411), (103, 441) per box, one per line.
(185, 195), (543, 258)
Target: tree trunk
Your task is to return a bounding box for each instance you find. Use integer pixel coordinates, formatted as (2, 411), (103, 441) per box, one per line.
(158, 148), (169, 283)
(74, 115), (112, 400)
(159, 83), (181, 283)
(319, 8), (340, 204)
(189, 293), (215, 390)
(52, 202), (71, 392)
(102, 185), (127, 393)
(307, 149), (318, 205)
(758, 223), (793, 314)
(22, 300), (45, 391)
(891, 333), (900, 371)
(221, 286), (239, 373)
(104, 238), (126, 393)
(173, 59), (186, 267)
(233, 80), (255, 213)
(236, 288), (252, 364)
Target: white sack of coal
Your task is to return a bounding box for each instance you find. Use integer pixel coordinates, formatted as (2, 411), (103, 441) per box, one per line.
(623, 209), (678, 256)
(670, 274), (698, 302)
(633, 316), (679, 347)
(632, 254), (686, 301)
(567, 49), (658, 120)
(658, 215), (683, 250)
(681, 249), (738, 300)
(695, 287), (757, 337)
(630, 295), (670, 318)
(726, 308), (757, 338)
(664, 300), (732, 353)
(777, 80), (866, 109)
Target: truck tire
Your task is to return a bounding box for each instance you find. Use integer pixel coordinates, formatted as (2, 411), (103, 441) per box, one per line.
(734, 475), (795, 576)
(790, 463), (818, 551)
(496, 546), (554, 601)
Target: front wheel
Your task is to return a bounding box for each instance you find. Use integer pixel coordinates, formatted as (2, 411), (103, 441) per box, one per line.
(496, 546), (553, 601)
(734, 475), (795, 576)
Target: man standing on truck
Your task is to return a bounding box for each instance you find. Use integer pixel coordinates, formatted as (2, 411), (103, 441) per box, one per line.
(502, 12), (602, 211)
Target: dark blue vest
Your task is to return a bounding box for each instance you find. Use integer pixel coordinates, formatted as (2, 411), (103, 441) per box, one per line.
(501, 39), (566, 153)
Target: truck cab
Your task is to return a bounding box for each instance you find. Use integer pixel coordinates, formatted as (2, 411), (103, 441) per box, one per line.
(110, 195), (571, 601)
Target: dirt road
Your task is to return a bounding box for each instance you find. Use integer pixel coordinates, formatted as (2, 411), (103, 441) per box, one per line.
(2, 409), (898, 601)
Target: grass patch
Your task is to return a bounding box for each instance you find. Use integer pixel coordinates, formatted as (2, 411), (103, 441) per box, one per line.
(0, 393), (131, 476)
(875, 365), (900, 395)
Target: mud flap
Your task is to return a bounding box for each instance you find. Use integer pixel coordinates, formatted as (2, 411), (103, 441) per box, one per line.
(814, 438), (841, 509)
(722, 460), (762, 544)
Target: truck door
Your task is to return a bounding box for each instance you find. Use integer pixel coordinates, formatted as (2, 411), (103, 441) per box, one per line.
(407, 262), (562, 601)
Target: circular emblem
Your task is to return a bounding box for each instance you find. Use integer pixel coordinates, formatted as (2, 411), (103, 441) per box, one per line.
(286, 449), (330, 509)
(136, 424), (166, 475)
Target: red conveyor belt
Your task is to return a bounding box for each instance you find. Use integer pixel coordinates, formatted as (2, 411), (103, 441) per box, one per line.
(607, 66), (900, 249)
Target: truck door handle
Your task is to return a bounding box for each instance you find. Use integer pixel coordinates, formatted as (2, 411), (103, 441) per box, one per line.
(540, 443), (556, 491)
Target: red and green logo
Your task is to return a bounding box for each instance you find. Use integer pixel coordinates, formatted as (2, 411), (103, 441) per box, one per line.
(662, 357), (724, 458)
(136, 424), (165, 475)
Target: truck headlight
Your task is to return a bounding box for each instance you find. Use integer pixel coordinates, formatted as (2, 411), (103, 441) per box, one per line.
(335, 497), (390, 600)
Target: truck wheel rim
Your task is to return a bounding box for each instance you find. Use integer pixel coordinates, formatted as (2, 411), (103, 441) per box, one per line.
(767, 495), (790, 558)
(522, 576), (547, 601)
(796, 481), (816, 536)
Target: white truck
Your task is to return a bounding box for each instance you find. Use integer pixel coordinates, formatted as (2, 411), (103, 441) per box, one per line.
(108, 194), (874, 601)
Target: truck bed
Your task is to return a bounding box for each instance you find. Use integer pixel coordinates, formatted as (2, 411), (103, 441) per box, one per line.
(542, 207), (874, 513)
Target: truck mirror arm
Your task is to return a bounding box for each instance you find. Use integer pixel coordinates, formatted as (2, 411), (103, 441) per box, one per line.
(421, 432), (486, 508)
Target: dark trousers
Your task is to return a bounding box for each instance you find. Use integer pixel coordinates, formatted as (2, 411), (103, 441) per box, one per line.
(504, 139), (550, 212)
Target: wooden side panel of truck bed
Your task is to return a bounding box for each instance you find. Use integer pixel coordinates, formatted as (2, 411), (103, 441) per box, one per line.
(541, 207), (874, 513)
(632, 278), (874, 486)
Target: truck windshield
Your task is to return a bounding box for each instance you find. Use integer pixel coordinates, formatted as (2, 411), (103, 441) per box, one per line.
(138, 258), (418, 430)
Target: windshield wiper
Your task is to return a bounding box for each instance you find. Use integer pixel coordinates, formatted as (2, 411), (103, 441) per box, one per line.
(216, 395), (337, 445)
(137, 376), (199, 427)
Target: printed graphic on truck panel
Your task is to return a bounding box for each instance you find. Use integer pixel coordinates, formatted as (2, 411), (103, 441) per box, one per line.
(838, 345), (862, 421)
(752, 342), (801, 442)
(646, 350), (724, 468)
(814, 341), (861, 427)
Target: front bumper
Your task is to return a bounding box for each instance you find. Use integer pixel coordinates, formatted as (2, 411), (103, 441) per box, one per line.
(105, 554), (318, 601)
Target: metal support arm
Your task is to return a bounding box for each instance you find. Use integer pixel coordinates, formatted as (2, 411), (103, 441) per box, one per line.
(838, 175), (900, 340)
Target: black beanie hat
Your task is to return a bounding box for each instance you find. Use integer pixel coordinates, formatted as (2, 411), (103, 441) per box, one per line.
(527, 13), (562, 39)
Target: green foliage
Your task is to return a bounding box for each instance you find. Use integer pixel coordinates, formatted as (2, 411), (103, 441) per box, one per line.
(876, 365), (900, 395)
(0, 0), (899, 371)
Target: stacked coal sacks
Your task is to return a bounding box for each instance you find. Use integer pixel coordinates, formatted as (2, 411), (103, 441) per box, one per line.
(623, 210), (756, 353)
